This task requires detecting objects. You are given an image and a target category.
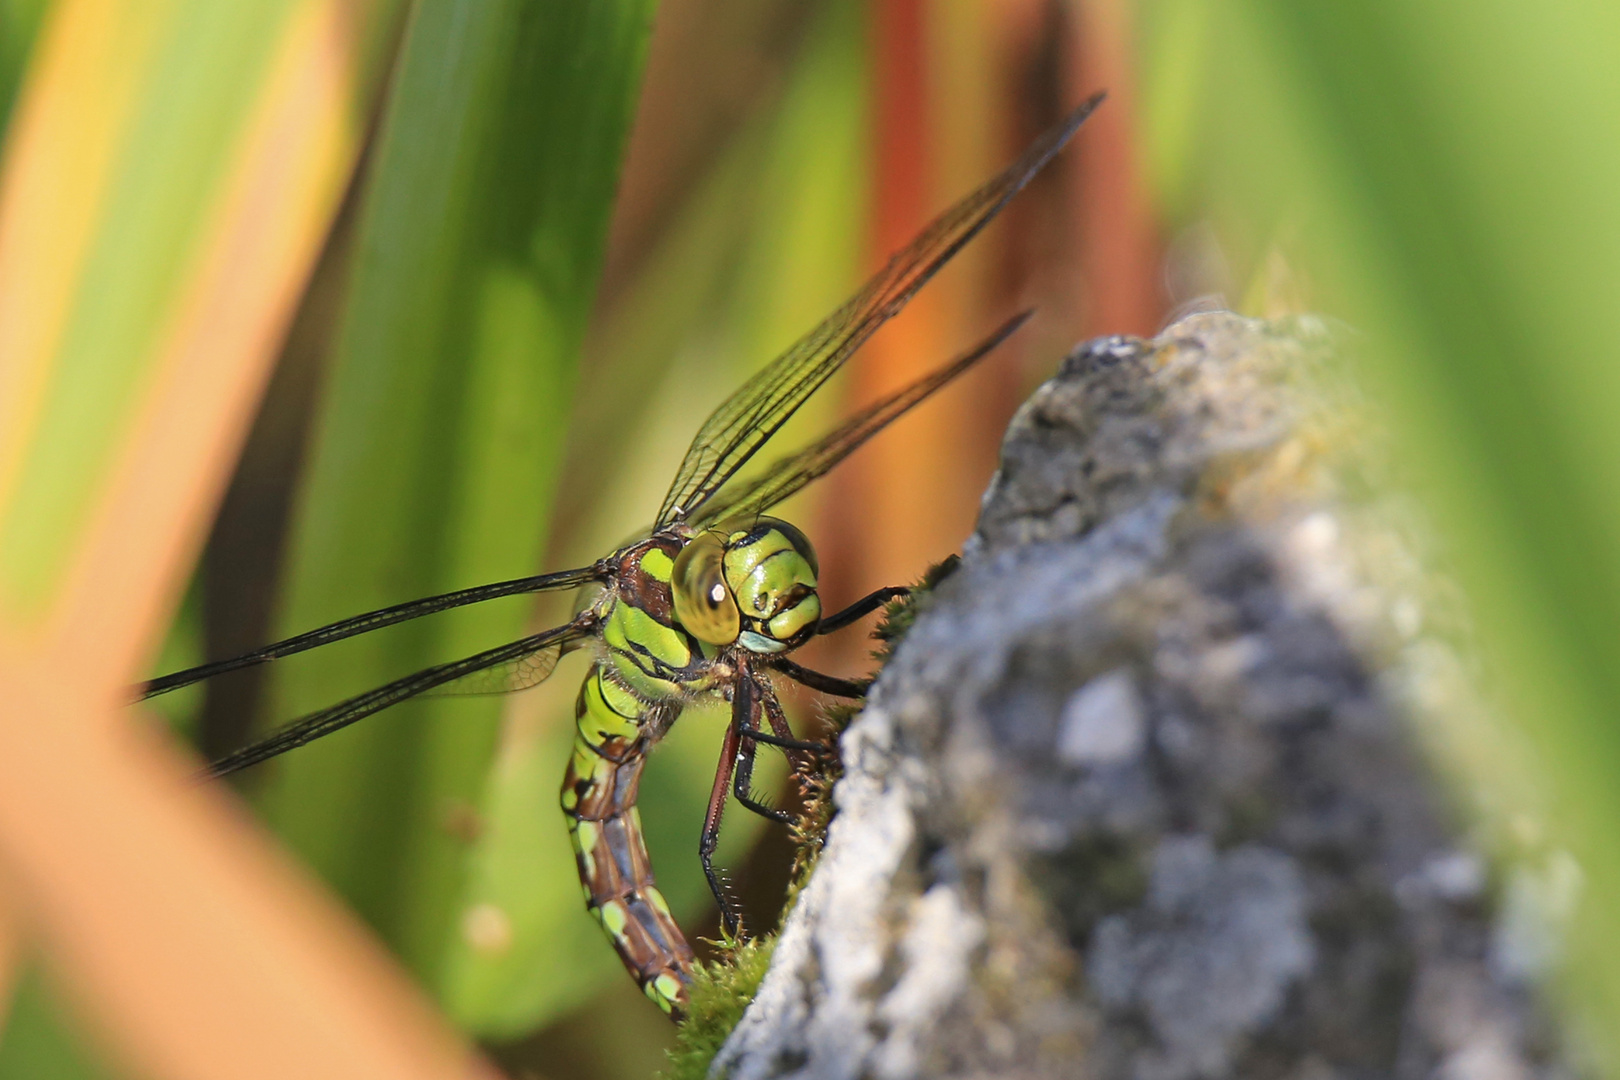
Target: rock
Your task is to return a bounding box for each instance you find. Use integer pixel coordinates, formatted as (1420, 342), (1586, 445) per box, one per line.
(711, 313), (1570, 1080)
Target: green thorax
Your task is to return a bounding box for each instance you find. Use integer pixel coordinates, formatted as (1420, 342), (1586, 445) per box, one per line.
(598, 519), (823, 702)
(597, 535), (716, 701)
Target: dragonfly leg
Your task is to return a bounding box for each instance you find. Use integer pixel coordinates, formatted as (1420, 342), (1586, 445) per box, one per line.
(733, 733), (793, 824)
(760, 684), (818, 777)
(816, 585), (910, 635)
(733, 675), (807, 822)
(738, 725), (829, 755)
(701, 711), (746, 937)
(770, 656), (871, 699)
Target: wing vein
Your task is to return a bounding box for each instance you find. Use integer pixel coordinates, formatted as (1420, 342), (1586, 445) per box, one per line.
(691, 310), (1033, 525)
(140, 564), (602, 699)
(201, 617), (595, 779)
(653, 92), (1104, 526)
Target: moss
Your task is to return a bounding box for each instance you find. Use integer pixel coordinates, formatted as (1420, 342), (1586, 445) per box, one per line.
(785, 554), (960, 894)
(662, 555), (961, 1075)
(663, 936), (777, 1080)
(870, 553), (959, 664)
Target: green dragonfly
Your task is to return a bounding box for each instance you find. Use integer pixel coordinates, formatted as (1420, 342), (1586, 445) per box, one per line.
(142, 92), (1104, 1020)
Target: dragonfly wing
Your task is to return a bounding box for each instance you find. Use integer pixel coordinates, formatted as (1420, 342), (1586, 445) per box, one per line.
(424, 633), (578, 697)
(691, 311), (1032, 526)
(201, 616), (595, 779)
(654, 92), (1104, 528)
(142, 564), (603, 700)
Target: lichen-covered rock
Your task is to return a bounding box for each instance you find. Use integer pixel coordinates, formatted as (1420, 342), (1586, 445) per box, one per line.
(711, 313), (1569, 1080)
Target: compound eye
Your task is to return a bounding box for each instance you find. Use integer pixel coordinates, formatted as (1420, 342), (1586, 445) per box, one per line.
(757, 516), (818, 580)
(671, 531), (740, 645)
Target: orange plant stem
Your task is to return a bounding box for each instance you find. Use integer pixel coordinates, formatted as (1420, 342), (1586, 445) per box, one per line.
(1068, 0), (1163, 338)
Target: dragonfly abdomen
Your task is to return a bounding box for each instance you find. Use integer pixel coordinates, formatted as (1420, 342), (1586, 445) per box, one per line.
(561, 661), (694, 1017)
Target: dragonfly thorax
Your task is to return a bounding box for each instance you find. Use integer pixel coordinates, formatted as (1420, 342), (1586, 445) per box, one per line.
(671, 516), (821, 654)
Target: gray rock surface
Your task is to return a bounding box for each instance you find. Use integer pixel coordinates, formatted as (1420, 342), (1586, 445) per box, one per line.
(711, 313), (1569, 1080)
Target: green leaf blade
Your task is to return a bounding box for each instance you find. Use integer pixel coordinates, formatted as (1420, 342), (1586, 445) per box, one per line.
(258, 0), (657, 994)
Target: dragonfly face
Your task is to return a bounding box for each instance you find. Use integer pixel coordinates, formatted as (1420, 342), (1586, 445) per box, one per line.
(672, 517), (821, 654)
(142, 92), (1105, 1022)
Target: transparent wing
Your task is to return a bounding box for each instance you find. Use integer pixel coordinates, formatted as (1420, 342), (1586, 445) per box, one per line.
(141, 564), (602, 700)
(201, 617), (594, 779)
(654, 92), (1105, 527)
(424, 634), (577, 698)
(691, 311), (1032, 527)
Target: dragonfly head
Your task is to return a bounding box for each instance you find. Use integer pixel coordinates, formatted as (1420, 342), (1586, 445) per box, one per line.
(671, 517), (821, 653)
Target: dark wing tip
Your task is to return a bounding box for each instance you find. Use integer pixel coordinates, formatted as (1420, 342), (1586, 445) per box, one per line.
(1064, 90), (1110, 135)
(1019, 90), (1108, 183)
(652, 90), (1107, 529)
(1077, 89), (1109, 119)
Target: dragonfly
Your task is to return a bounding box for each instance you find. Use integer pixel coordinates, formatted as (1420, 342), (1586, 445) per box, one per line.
(141, 92), (1104, 1021)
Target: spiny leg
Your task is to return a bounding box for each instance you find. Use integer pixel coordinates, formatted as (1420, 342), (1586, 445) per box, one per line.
(733, 718), (793, 825)
(738, 725), (829, 755)
(700, 710), (746, 937)
(733, 673), (814, 823)
(760, 684), (816, 777)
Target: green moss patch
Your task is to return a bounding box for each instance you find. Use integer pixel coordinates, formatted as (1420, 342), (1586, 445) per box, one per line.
(663, 937), (777, 1080)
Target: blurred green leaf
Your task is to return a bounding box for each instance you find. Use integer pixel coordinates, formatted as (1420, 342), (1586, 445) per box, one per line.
(0, 0), (47, 132)
(0, 0), (297, 616)
(442, 0), (866, 1035)
(0, 975), (116, 1080)
(1135, 0), (1213, 221)
(258, 0), (657, 995)
(0, 0), (404, 1064)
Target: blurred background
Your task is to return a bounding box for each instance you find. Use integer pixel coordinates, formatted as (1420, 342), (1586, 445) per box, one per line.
(2, 0), (1620, 1078)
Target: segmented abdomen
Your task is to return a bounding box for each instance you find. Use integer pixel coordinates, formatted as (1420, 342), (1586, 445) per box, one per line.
(560, 661), (694, 1017)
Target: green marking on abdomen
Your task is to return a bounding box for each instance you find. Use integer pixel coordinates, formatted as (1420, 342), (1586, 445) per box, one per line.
(560, 662), (695, 1018)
